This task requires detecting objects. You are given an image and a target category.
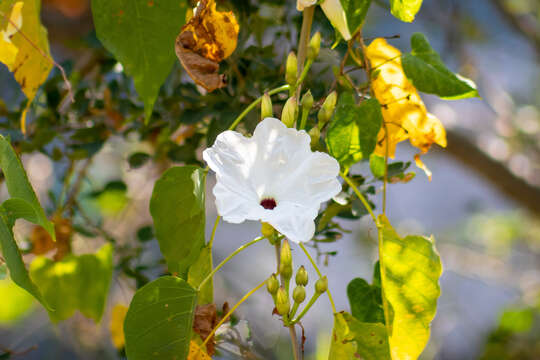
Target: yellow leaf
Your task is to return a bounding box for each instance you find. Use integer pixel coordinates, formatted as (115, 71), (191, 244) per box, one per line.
(0, 0), (53, 132)
(110, 304), (128, 349)
(366, 38), (446, 178)
(0, 1), (23, 67)
(175, 0), (239, 92)
(188, 340), (212, 360)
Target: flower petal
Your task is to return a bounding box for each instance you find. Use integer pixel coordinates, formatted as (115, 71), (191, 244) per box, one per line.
(262, 202), (317, 243)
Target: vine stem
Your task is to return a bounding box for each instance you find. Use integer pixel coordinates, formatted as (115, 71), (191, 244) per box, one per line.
(296, 6), (315, 98)
(228, 84), (290, 131)
(298, 243), (337, 314)
(208, 216), (220, 249)
(197, 236), (264, 291)
(340, 171), (377, 225)
(201, 278), (267, 350)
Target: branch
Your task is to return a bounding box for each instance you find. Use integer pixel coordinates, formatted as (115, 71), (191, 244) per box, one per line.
(444, 130), (540, 216)
(490, 0), (540, 56)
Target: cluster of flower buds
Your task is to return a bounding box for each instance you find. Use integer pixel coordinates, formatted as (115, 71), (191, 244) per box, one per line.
(266, 241), (330, 324)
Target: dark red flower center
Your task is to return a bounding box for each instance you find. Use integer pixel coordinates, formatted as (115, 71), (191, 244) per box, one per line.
(260, 198), (277, 210)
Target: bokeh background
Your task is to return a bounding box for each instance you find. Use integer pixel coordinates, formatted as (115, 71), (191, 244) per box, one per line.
(1, 0), (539, 359)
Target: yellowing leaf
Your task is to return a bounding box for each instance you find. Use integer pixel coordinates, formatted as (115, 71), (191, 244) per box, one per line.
(110, 304), (128, 349)
(0, 0), (53, 132)
(366, 38), (446, 178)
(188, 340), (212, 360)
(0, 1), (23, 67)
(175, 0), (239, 91)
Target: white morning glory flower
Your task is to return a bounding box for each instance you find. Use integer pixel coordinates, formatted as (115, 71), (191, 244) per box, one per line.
(203, 117), (341, 243)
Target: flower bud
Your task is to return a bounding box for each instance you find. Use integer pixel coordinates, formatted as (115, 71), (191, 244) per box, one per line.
(301, 90), (314, 112)
(281, 97), (298, 128)
(276, 287), (290, 316)
(261, 222), (275, 238)
(267, 274), (279, 295)
(280, 239), (292, 267)
(315, 276), (328, 294)
(317, 91), (337, 129)
(295, 265), (308, 286)
(307, 32), (321, 61)
(286, 52), (298, 86)
(320, 0), (351, 41)
(261, 93), (273, 120)
(309, 127), (320, 148)
(292, 285), (306, 303)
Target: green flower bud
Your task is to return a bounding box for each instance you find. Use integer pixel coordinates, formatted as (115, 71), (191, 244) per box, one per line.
(301, 90), (314, 112)
(292, 285), (306, 304)
(322, 91), (338, 114)
(295, 265), (308, 286)
(307, 32), (321, 61)
(261, 222), (275, 238)
(315, 276), (328, 294)
(261, 92), (273, 120)
(280, 239), (292, 267)
(280, 261), (293, 280)
(281, 97), (298, 128)
(286, 52), (298, 86)
(267, 274), (279, 295)
(276, 287), (290, 316)
(308, 127), (320, 148)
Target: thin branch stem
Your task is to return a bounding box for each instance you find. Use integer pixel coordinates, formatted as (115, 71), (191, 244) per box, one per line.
(340, 171), (377, 225)
(208, 216), (220, 249)
(228, 85), (290, 131)
(298, 243), (336, 314)
(201, 278), (267, 350)
(289, 325), (300, 360)
(383, 121), (389, 214)
(296, 6), (315, 98)
(197, 236), (264, 291)
(291, 292), (321, 324)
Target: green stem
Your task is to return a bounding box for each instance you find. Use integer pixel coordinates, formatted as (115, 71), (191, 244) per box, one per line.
(197, 236), (264, 291)
(298, 243), (337, 313)
(340, 171), (377, 225)
(296, 6), (315, 98)
(228, 85), (290, 131)
(291, 292), (321, 323)
(208, 216), (220, 249)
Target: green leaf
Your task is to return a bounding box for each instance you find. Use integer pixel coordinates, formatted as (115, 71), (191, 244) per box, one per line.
(347, 268), (384, 323)
(402, 33), (479, 100)
(29, 244), (114, 323)
(150, 166), (206, 277)
(0, 263), (6, 280)
(389, 0), (423, 22)
(0, 135), (54, 238)
(326, 93), (382, 171)
(340, 0), (371, 36)
(124, 276), (197, 360)
(0, 212), (48, 308)
(329, 312), (390, 360)
(378, 215), (442, 360)
(91, 0), (188, 122)
(0, 277), (35, 324)
(188, 245), (213, 305)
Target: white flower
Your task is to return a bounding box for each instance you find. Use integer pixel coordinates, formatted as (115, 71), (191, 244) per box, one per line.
(203, 117), (341, 243)
(320, 0), (351, 41)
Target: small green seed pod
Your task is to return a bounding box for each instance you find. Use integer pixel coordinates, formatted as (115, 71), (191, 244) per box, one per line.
(267, 274), (279, 295)
(292, 285), (306, 304)
(276, 287), (290, 316)
(281, 97), (298, 128)
(295, 265), (308, 286)
(315, 276), (328, 294)
(286, 52), (298, 86)
(261, 92), (273, 120)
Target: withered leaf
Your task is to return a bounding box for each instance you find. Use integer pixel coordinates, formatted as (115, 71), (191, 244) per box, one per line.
(175, 0), (239, 92)
(192, 303), (219, 356)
